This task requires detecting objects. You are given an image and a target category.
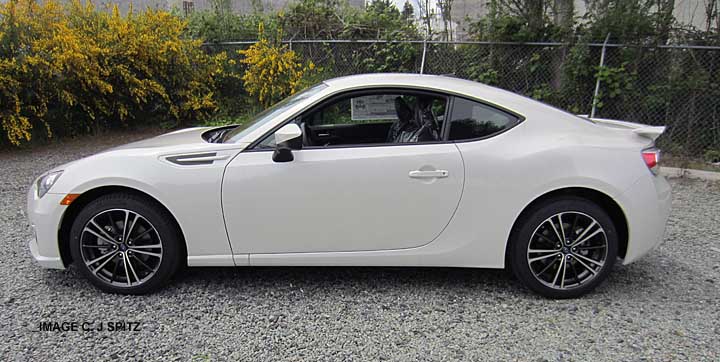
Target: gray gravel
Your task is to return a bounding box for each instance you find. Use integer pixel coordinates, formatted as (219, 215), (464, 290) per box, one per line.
(1, 132), (719, 361)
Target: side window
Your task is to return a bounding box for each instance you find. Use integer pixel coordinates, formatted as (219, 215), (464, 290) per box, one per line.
(302, 93), (446, 147)
(254, 91), (449, 149)
(447, 98), (519, 141)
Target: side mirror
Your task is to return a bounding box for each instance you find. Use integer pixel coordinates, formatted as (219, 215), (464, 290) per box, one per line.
(272, 123), (302, 163)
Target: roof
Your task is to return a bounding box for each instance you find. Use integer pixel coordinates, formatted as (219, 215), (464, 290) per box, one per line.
(322, 73), (558, 118)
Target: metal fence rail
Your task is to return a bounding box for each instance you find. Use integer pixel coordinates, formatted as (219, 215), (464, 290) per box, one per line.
(204, 40), (720, 160)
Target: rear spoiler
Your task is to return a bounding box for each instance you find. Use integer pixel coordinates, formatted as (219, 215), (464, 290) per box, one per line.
(577, 115), (666, 142)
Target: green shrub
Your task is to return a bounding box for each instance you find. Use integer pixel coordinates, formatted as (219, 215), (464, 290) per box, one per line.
(0, 0), (230, 146)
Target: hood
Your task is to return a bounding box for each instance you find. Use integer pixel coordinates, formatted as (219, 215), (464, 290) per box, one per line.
(108, 127), (211, 151)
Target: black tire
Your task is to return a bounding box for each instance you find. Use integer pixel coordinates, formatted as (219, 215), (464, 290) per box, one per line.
(69, 193), (184, 294)
(509, 197), (618, 299)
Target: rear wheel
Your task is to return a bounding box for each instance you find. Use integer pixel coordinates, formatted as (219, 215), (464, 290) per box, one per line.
(69, 193), (183, 294)
(509, 197), (618, 299)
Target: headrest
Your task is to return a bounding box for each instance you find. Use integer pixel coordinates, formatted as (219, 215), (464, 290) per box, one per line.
(394, 97), (413, 123)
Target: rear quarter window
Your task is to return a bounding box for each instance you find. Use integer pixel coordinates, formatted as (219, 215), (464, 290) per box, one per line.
(448, 98), (520, 141)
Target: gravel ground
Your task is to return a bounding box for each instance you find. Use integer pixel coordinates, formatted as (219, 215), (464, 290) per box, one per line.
(1, 131), (719, 361)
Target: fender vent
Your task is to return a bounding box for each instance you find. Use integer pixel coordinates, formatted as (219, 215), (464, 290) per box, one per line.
(166, 152), (227, 166)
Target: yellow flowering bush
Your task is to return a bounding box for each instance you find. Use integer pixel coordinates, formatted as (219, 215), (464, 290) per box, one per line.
(238, 24), (314, 107)
(0, 0), (228, 146)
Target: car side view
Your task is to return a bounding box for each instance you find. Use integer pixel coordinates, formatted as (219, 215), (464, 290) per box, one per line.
(27, 74), (671, 298)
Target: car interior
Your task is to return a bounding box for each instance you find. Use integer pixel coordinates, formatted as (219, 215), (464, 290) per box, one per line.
(299, 92), (447, 147)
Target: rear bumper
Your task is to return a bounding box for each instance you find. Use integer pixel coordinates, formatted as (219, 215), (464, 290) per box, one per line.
(621, 173), (672, 264)
(27, 186), (67, 270)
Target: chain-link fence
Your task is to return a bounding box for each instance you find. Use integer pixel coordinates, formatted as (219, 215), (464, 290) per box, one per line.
(205, 40), (720, 161)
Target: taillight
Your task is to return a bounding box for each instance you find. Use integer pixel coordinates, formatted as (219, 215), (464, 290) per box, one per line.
(642, 148), (660, 173)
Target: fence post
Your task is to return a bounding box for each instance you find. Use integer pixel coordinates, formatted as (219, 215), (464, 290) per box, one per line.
(590, 33), (611, 119)
(420, 39), (427, 74)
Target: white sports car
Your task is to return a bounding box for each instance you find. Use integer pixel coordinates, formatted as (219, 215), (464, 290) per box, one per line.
(27, 74), (671, 298)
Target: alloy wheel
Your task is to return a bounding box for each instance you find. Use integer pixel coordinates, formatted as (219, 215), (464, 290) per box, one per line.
(526, 211), (608, 290)
(79, 208), (163, 287)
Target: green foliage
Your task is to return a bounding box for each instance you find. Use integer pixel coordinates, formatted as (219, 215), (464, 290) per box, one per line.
(705, 149), (720, 163)
(467, 13), (564, 42)
(592, 62), (636, 109)
(238, 24), (315, 107)
(187, 11), (277, 42)
(201, 114), (253, 128)
(0, 0), (227, 146)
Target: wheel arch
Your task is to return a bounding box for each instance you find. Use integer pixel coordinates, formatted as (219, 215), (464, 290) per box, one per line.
(505, 187), (629, 266)
(57, 185), (188, 267)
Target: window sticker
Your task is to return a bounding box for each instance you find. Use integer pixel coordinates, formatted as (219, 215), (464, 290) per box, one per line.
(351, 95), (399, 121)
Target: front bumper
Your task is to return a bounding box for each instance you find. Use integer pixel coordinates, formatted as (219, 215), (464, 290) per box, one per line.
(620, 173), (672, 264)
(26, 185), (67, 270)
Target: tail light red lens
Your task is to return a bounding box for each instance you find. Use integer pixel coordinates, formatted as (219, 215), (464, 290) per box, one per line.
(642, 149), (660, 173)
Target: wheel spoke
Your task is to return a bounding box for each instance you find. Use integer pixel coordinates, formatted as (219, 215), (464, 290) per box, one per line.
(535, 257), (559, 277)
(128, 244), (162, 249)
(126, 255), (141, 284)
(130, 249), (162, 258)
(569, 254), (597, 275)
(547, 218), (564, 243)
(570, 220), (597, 246)
(572, 252), (604, 267)
(89, 220), (117, 244)
(85, 250), (117, 266)
(528, 248), (560, 254)
(551, 257), (566, 286)
(122, 211), (130, 243)
(570, 228), (604, 248)
(130, 254), (153, 271)
(529, 252), (561, 263)
(90, 252), (118, 273)
(124, 213), (140, 243)
(81, 244), (110, 249)
(128, 228), (152, 244)
(83, 227), (116, 246)
(560, 257), (568, 289)
(578, 245), (607, 250)
(122, 254), (132, 286)
(558, 213), (566, 242)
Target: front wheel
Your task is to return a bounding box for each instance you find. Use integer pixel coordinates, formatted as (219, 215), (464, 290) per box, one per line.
(509, 197), (618, 299)
(69, 193), (183, 294)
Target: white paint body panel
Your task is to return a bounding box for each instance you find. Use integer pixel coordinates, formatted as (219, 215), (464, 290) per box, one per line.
(223, 144), (463, 254)
(26, 74), (671, 271)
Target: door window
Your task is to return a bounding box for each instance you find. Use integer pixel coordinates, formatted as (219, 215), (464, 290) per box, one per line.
(256, 91), (447, 148)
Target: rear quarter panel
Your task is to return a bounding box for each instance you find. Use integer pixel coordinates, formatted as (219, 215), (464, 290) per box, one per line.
(435, 111), (652, 268)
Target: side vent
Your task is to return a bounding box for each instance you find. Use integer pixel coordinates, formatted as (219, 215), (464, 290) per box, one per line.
(165, 152), (229, 166)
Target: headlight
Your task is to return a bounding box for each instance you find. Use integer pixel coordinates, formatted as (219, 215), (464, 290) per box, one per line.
(36, 170), (63, 198)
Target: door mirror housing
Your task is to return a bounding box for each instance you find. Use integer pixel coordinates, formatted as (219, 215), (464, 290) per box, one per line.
(272, 123), (302, 163)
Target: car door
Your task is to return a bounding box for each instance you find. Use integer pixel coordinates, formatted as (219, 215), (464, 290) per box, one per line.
(221, 91), (464, 254)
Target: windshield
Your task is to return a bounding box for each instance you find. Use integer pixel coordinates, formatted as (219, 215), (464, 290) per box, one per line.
(223, 83), (328, 143)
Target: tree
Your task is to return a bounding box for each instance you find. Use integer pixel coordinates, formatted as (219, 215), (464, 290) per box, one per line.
(552, 0), (574, 38)
(436, 0), (454, 41)
(417, 0), (434, 38)
(401, 0), (414, 22)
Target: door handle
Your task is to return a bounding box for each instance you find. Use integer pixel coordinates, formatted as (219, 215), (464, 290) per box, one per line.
(408, 170), (449, 179)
